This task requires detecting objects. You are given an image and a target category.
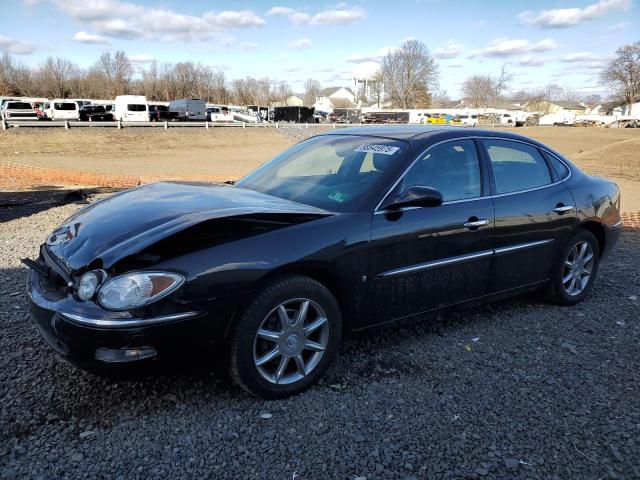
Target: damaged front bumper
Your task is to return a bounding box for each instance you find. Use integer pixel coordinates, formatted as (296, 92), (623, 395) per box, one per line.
(26, 266), (213, 368)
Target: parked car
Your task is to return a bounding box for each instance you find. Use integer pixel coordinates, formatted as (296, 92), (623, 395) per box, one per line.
(79, 105), (115, 121)
(25, 126), (621, 398)
(453, 113), (478, 127)
(427, 113), (456, 125)
(0, 98), (18, 109)
(497, 111), (528, 127)
(43, 100), (80, 121)
(169, 98), (207, 121)
(149, 104), (179, 122)
(1, 101), (38, 121)
(206, 105), (235, 122)
(113, 95), (148, 122)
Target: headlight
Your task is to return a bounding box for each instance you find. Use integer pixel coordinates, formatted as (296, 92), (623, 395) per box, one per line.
(77, 270), (103, 301)
(97, 272), (184, 311)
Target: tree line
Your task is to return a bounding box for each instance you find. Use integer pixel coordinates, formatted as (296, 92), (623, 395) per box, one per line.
(0, 51), (295, 106)
(460, 41), (639, 110)
(0, 40), (638, 110)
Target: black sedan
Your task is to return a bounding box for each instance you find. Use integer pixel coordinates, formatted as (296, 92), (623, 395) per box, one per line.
(25, 126), (622, 398)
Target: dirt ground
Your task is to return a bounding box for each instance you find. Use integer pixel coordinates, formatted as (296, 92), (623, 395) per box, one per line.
(513, 127), (640, 216)
(0, 128), (290, 181)
(0, 126), (638, 214)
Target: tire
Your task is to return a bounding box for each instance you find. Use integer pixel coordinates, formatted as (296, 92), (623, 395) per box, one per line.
(228, 275), (341, 399)
(545, 229), (600, 306)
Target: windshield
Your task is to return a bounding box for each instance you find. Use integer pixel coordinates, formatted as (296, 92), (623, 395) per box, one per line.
(7, 102), (32, 110)
(236, 135), (408, 212)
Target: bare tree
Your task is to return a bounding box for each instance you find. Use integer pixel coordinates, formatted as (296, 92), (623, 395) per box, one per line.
(112, 51), (133, 95)
(583, 93), (602, 104)
(369, 69), (384, 108)
(36, 57), (79, 98)
(303, 79), (321, 106)
(90, 51), (133, 97)
(600, 41), (640, 110)
(381, 39), (439, 108)
(0, 53), (29, 96)
(493, 65), (512, 99)
(430, 89), (451, 108)
(142, 60), (160, 100)
(461, 75), (495, 108)
(461, 66), (512, 107)
(275, 80), (293, 103)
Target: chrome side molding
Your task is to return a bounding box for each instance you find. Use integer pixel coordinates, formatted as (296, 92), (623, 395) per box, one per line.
(379, 250), (494, 278)
(493, 239), (554, 255)
(379, 239), (554, 278)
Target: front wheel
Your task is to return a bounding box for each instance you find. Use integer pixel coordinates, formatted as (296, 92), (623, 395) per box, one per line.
(545, 230), (600, 305)
(228, 275), (341, 398)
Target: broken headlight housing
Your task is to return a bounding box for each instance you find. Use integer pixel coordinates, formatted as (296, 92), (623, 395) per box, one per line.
(97, 271), (184, 311)
(77, 270), (104, 301)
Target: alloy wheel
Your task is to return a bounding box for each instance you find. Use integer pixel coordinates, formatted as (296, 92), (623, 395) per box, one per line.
(253, 298), (330, 385)
(562, 240), (594, 296)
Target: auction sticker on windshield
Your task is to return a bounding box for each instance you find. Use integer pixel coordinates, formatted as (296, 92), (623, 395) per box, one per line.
(354, 144), (400, 155)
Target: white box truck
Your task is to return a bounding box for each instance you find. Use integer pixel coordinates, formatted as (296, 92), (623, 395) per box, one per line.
(113, 95), (149, 122)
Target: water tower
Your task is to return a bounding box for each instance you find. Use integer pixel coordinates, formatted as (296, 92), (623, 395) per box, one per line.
(352, 61), (381, 106)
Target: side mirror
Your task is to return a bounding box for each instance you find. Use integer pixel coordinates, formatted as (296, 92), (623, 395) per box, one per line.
(382, 185), (444, 210)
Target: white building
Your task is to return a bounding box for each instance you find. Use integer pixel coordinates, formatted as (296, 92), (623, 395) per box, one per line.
(619, 101), (640, 116)
(285, 95), (304, 107)
(314, 87), (356, 113)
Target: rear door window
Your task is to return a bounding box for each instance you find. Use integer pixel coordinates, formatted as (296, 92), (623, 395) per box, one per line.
(482, 139), (552, 194)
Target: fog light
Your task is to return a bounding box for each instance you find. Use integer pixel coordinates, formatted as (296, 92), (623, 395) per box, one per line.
(94, 347), (157, 363)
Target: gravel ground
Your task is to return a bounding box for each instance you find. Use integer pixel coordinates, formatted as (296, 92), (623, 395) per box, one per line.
(1, 197), (639, 480)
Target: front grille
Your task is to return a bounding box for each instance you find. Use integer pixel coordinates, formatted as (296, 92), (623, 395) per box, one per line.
(8, 112), (36, 118)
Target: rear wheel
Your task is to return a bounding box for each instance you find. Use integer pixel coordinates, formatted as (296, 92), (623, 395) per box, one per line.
(545, 230), (600, 305)
(228, 275), (341, 398)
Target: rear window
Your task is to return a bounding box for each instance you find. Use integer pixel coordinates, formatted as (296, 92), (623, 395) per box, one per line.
(7, 102), (32, 109)
(543, 151), (570, 180)
(54, 102), (77, 110)
(127, 104), (146, 112)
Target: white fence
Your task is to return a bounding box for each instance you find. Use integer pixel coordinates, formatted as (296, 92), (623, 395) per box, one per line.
(1, 120), (285, 130)
(1, 120), (491, 130)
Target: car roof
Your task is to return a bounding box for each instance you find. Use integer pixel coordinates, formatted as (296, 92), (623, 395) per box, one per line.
(320, 125), (458, 140)
(321, 125), (555, 146)
(321, 125), (544, 142)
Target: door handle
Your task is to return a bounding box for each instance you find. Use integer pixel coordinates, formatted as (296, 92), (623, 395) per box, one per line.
(553, 205), (574, 214)
(463, 219), (489, 229)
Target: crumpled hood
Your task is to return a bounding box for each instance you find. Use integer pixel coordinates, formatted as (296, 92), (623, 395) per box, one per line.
(45, 182), (329, 270)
